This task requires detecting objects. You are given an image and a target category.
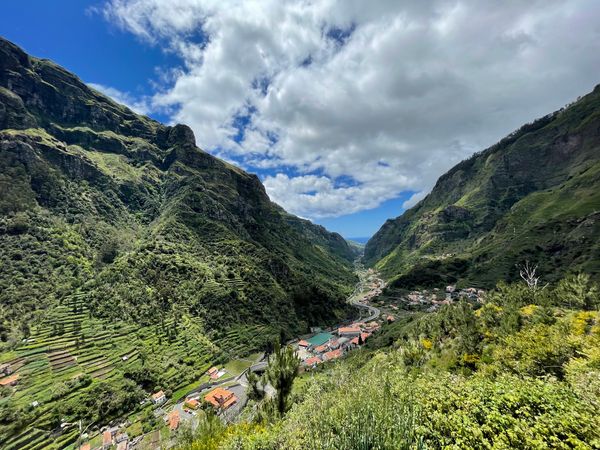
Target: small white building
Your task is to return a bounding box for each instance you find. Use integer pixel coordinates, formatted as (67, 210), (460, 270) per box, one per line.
(151, 390), (166, 405)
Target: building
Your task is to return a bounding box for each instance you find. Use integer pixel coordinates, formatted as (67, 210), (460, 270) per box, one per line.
(303, 356), (322, 367)
(0, 374), (19, 387)
(204, 387), (238, 410)
(313, 344), (329, 354)
(102, 430), (112, 449)
(337, 337), (349, 346)
(338, 326), (361, 337)
(168, 410), (180, 431)
(297, 339), (310, 348)
(386, 315), (395, 323)
(322, 348), (343, 361)
(306, 332), (334, 347)
(116, 442), (128, 450)
(328, 340), (341, 350)
(79, 443), (91, 450)
(365, 321), (380, 332)
(151, 390), (166, 405)
(184, 398), (200, 410)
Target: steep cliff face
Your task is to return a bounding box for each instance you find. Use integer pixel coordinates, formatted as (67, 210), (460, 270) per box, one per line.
(0, 36), (356, 340)
(365, 84), (600, 288)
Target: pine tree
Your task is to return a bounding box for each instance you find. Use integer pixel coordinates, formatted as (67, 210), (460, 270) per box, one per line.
(265, 342), (300, 416)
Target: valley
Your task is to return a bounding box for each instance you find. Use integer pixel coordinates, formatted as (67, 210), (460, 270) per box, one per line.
(50, 265), (388, 450)
(1, 17), (600, 450)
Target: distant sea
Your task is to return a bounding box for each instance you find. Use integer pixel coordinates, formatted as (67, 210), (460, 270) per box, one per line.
(347, 237), (370, 244)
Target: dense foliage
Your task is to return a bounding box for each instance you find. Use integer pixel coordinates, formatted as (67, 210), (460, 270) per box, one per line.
(180, 276), (600, 449)
(0, 37), (357, 448)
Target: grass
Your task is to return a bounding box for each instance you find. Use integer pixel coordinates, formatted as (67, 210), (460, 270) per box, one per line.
(223, 359), (253, 376)
(172, 376), (210, 402)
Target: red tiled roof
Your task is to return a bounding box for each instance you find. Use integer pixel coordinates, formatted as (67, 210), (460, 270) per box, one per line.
(304, 356), (322, 366)
(298, 340), (310, 347)
(314, 344), (328, 353)
(185, 398), (200, 409)
(102, 430), (112, 446)
(323, 348), (343, 361)
(79, 443), (91, 450)
(207, 366), (219, 375)
(169, 410), (180, 430)
(360, 332), (371, 341)
(338, 326), (361, 335)
(350, 337), (359, 345)
(204, 387), (238, 410)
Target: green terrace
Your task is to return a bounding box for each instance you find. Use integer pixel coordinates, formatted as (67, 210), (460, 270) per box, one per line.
(0, 292), (274, 450)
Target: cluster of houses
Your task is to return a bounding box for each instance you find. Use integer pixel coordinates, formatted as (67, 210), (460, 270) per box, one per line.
(206, 366), (226, 380)
(296, 321), (381, 368)
(361, 273), (385, 302)
(395, 285), (486, 312)
(77, 419), (140, 449)
(83, 426), (131, 450)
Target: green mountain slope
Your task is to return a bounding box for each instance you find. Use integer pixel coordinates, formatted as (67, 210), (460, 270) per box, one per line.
(0, 37), (356, 446)
(365, 84), (600, 288)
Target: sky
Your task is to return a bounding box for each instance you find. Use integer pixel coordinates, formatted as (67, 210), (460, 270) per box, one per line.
(2, 1), (600, 238)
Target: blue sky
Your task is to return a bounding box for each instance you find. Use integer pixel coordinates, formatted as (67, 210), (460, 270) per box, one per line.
(0, 1), (174, 124)
(0, 0), (410, 238)
(2, 1), (600, 239)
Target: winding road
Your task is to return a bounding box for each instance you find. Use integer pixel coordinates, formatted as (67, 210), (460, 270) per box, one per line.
(347, 261), (382, 322)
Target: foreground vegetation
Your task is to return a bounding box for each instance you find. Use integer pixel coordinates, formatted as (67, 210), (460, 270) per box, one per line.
(179, 274), (600, 449)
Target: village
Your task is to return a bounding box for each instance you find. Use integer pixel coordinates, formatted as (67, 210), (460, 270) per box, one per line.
(1, 270), (487, 450)
(0, 269), (392, 450)
(131, 269), (390, 449)
(0, 268), (484, 450)
(362, 283), (486, 314)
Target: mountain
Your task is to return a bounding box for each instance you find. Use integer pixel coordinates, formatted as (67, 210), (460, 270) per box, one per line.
(0, 37), (356, 445)
(0, 36), (357, 340)
(365, 85), (600, 289)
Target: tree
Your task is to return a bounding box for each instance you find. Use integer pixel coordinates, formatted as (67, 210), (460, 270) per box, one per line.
(517, 261), (547, 291)
(554, 273), (600, 310)
(265, 342), (300, 416)
(247, 370), (265, 401)
(20, 321), (30, 339)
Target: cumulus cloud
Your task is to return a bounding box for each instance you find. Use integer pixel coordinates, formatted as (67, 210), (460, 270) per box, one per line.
(102, 0), (600, 219)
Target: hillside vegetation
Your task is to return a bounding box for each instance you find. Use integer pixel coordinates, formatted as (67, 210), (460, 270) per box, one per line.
(365, 85), (600, 289)
(0, 37), (356, 448)
(179, 275), (600, 449)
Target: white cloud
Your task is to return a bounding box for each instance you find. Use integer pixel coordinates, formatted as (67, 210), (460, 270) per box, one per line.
(102, 0), (600, 220)
(87, 82), (152, 115)
(263, 173), (407, 219)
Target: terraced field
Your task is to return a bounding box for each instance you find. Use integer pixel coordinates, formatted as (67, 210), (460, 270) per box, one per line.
(0, 291), (267, 449)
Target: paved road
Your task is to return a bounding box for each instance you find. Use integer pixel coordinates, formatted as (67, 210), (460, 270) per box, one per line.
(350, 298), (380, 322)
(347, 263), (382, 322)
